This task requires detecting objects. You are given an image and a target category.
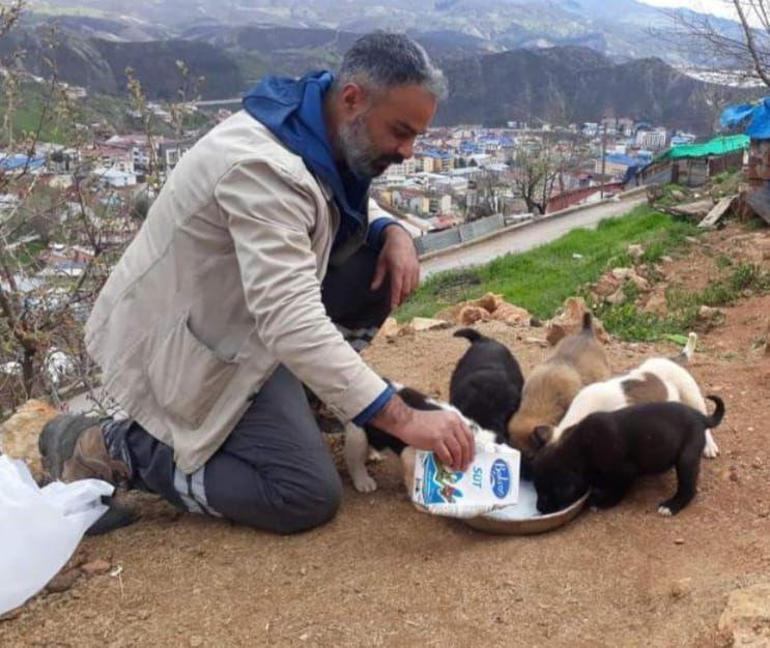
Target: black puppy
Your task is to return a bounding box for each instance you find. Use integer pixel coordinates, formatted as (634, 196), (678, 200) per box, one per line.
(449, 328), (524, 443)
(343, 385), (440, 493)
(533, 395), (725, 516)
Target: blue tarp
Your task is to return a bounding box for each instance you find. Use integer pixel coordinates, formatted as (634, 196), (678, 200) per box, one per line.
(0, 155), (45, 172)
(720, 97), (770, 139)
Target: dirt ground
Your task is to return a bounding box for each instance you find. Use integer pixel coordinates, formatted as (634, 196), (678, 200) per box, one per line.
(2, 225), (770, 648)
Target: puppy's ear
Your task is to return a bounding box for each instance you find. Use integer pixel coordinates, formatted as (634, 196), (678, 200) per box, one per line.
(532, 426), (553, 449)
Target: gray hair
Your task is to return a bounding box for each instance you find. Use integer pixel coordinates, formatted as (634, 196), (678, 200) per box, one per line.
(335, 32), (448, 100)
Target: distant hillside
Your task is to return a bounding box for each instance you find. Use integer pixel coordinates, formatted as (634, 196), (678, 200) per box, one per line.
(0, 26), (244, 99)
(29, 0), (749, 67)
(436, 47), (752, 133)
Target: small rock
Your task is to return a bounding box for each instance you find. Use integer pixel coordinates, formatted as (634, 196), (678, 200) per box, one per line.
(670, 579), (691, 600)
(299, 633), (310, 642)
(686, 236), (700, 244)
(409, 317), (451, 332)
(753, 458), (763, 470)
(698, 305), (723, 322)
(606, 287), (626, 305)
(299, 567), (307, 576)
(674, 538), (685, 545)
(46, 569), (81, 594)
(627, 244), (645, 260)
(137, 610), (151, 620)
(529, 317), (542, 328)
(643, 291), (668, 316)
(661, 255), (674, 263)
(718, 583), (770, 647)
(190, 636), (203, 648)
(572, 253), (584, 260)
(457, 305), (490, 326)
(376, 317), (400, 340)
(730, 466), (741, 483)
(81, 559), (111, 576)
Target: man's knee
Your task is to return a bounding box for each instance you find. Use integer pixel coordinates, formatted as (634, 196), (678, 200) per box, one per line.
(219, 458), (342, 534)
(273, 467), (343, 534)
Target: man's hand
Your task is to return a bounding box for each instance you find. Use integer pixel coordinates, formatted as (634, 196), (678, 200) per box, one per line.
(371, 225), (420, 309)
(370, 395), (475, 471)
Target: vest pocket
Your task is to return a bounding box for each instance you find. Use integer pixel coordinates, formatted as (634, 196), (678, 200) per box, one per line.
(148, 312), (238, 428)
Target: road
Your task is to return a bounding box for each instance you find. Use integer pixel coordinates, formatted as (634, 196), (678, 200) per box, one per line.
(420, 193), (647, 278)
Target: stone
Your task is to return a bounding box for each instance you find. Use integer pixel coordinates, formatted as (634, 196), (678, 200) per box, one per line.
(606, 287), (626, 305)
(409, 317), (451, 333)
(627, 270), (651, 292)
(46, 569), (81, 593)
(670, 579), (691, 600)
(0, 399), (59, 480)
(592, 273), (621, 298)
(189, 636), (204, 648)
(718, 583), (770, 647)
(490, 302), (531, 326)
(643, 291), (668, 316)
(611, 267), (632, 281)
(81, 559), (111, 576)
(376, 317), (400, 340)
(469, 292), (503, 312)
(545, 297), (610, 345)
(458, 306), (490, 326)
(627, 244), (645, 260)
(698, 305), (723, 322)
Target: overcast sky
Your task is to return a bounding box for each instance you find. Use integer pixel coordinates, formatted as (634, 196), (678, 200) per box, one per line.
(639, 0), (739, 20)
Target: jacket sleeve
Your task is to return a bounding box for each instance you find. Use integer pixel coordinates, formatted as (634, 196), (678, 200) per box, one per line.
(366, 197), (408, 250)
(215, 158), (393, 424)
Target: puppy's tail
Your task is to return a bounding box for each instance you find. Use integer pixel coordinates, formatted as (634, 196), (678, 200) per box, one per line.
(454, 328), (484, 343)
(703, 395), (725, 429)
(580, 312), (594, 334)
(671, 332), (698, 366)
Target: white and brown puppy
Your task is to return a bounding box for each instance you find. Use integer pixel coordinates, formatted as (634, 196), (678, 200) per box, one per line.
(449, 328), (524, 441)
(507, 312), (611, 470)
(535, 333), (719, 459)
(344, 385), (496, 493)
(533, 396), (725, 516)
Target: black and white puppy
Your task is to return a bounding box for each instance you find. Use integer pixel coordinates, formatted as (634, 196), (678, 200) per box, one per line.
(533, 395), (725, 516)
(344, 384), (497, 493)
(449, 328), (524, 441)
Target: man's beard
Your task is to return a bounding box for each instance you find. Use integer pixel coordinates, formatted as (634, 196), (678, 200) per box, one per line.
(337, 114), (404, 179)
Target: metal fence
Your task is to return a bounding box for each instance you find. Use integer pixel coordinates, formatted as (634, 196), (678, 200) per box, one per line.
(414, 213), (507, 256)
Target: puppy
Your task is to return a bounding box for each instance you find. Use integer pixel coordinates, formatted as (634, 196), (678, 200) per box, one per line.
(536, 332), (719, 459)
(533, 395), (725, 517)
(449, 328), (524, 441)
(507, 312), (611, 470)
(344, 385), (496, 493)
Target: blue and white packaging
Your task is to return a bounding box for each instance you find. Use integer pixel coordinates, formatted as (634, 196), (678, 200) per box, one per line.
(411, 439), (520, 519)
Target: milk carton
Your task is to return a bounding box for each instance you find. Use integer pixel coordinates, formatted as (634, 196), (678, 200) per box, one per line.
(411, 440), (520, 518)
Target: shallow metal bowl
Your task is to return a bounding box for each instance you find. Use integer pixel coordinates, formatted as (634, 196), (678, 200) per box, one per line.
(463, 480), (589, 535)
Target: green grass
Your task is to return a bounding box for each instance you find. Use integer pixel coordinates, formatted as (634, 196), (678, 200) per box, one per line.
(398, 204), (699, 323)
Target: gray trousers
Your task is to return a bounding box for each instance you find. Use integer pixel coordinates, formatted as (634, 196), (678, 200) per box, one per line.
(107, 246), (391, 534)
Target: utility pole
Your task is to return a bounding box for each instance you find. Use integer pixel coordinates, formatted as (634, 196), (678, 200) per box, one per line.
(600, 121), (607, 199)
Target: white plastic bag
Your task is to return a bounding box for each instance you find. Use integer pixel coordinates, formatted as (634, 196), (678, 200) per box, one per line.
(0, 455), (113, 615)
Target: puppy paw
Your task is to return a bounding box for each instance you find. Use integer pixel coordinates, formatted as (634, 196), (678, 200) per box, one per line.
(352, 473), (378, 493)
(367, 448), (385, 464)
(657, 505), (673, 517)
(702, 433), (719, 459)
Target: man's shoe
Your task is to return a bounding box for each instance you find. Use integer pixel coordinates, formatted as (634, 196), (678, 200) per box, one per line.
(39, 414), (131, 484)
(39, 414), (137, 534)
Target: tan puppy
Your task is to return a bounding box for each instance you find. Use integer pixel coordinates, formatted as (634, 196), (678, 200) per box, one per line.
(507, 312), (610, 471)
